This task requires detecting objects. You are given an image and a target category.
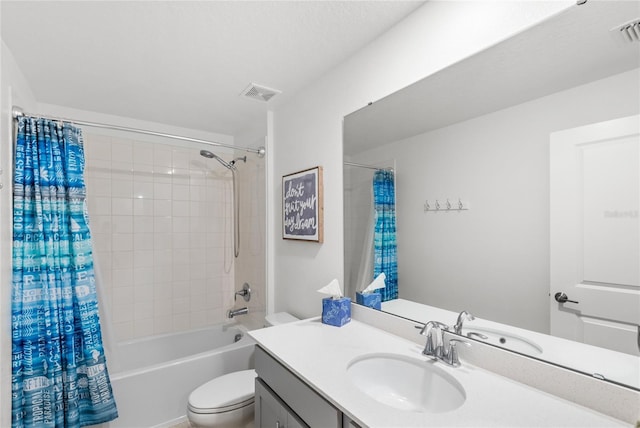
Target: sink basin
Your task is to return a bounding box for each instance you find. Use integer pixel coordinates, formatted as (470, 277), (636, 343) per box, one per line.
(346, 353), (466, 413)
(463, 327), (543, 355)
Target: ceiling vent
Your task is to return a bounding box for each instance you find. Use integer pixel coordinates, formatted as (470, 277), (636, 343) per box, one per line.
(240, 83), (281, 102)
(611, 18), (640, 44)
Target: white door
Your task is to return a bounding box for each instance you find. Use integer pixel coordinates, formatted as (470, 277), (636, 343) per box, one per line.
(550, 115), (639, 356)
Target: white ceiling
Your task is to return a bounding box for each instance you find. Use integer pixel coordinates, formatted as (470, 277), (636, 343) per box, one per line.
(1, 1), (425, 136)
(344, 0), (640, 155)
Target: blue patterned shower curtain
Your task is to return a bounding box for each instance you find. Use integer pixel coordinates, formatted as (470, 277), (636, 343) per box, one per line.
(12, 117), (118, 428)
(373, 170), (397, 301)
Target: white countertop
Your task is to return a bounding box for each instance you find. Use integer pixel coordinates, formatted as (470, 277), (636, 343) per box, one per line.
(249, 318), (628, 428)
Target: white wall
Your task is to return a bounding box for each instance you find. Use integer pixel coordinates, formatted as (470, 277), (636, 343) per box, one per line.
(349, 69), (640, 333)
(270, 1), (573, 319)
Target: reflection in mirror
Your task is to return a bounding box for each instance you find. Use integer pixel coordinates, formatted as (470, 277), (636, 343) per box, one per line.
(343, 1), (639, 390)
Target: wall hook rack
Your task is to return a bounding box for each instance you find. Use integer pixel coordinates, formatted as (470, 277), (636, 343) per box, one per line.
(424, 198), (470, 212)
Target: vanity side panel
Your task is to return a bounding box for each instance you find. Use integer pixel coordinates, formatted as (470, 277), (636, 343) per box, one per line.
(255, 346), (341, 428)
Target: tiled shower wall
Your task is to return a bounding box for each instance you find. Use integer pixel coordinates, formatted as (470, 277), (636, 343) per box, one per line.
(83, 133), (243, 342)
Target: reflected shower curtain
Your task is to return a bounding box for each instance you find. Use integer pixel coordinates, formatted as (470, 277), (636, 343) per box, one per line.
(373, 170), (397, 301)
(12, 117), (118, 427)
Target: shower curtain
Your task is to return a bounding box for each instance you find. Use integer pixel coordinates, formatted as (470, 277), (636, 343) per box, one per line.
(373, 170), (397, 301)
(11, 117), (118, 427)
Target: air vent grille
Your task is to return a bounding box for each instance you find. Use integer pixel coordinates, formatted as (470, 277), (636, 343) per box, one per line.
(240, 83), (281, 102)
(612, 18), (640, 43)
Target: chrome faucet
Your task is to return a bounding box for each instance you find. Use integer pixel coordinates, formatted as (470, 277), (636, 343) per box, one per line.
(418, 321), (450, 360)
(418, 320), (471, 367)
(454, 310), (475, 334)
(228, 307), (248, 318)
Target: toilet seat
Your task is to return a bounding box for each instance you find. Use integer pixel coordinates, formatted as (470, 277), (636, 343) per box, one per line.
(187, 369), (257, 415)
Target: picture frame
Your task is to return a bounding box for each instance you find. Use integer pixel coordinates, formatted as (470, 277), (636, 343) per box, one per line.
(282, 166), (323, 242)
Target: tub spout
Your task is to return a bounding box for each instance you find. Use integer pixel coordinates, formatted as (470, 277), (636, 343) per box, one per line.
(228, 307), (248, 319)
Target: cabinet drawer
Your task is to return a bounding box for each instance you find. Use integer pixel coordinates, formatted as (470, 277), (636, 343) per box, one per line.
(255, 345), (341, 427)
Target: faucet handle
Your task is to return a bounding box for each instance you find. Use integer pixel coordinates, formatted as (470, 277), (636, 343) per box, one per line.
(234, 283), (251, 302)
(446, 338), (471, 367)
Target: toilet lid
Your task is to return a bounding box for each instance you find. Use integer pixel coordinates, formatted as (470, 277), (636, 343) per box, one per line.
(188, 369), (257, 414)
(265, 312), (299, 326)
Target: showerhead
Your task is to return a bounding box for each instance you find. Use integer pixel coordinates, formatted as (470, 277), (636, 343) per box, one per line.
(200, 149), (236, 171)
(200, 149), (215, 159)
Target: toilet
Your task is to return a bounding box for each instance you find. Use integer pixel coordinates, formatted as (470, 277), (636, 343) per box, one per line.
(186, 312), (299, 427)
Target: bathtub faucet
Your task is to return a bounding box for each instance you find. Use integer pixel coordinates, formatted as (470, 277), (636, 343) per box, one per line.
(228, 307), (249, 319)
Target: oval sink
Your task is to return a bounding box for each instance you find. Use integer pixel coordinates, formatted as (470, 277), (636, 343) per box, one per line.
(347, 353), (466, 413)
(463, 327), (543, 355)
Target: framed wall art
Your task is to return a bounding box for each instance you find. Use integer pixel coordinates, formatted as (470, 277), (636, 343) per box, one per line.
(282, 166), (323, 242)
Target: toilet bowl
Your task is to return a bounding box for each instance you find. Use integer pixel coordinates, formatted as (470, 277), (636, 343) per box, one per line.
(186, 312), (299, 427)
(187, 369), (256, 428)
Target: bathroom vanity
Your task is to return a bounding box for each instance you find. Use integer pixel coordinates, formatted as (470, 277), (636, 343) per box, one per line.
(254, 346), (351, 427)
(248, 315), (636, 427)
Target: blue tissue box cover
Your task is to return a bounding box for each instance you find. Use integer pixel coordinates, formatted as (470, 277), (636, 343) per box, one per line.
(322, 297), (351, 327)
(356, 292), (382, 310)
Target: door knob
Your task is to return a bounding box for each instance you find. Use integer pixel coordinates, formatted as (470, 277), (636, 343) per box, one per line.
(554, 292), (579, 304)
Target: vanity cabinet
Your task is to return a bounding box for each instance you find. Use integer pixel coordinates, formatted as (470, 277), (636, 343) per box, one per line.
(255, 345), (360, 428)
(255, 379), (307, 428)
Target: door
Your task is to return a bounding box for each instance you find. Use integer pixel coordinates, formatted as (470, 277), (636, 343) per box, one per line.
(550, 115), (639, 355)
(255, 378), (309, 428)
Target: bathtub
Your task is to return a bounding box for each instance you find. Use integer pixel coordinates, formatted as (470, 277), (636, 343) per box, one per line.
(100, 322), (256, 428)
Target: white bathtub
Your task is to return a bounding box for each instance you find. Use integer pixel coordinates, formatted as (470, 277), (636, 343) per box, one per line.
(99, 323), (256, 428)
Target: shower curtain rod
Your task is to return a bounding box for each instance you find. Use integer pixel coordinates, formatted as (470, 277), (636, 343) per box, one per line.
(344, 161), (393, 172)
(12, 106), (266, 157)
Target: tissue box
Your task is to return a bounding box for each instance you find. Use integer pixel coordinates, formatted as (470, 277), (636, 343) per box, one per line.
(356, 292), (382, 310)
(321, 297), (351, 327)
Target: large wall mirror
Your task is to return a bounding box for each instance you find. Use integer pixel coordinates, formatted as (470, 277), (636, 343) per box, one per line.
(343, 1), (639, 390)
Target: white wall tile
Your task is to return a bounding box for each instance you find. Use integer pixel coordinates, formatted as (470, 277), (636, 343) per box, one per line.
(86, 136), (112, 160)
(112, 198), (133, 216)
(112, 268), (134, 287)
(87, 177), (111, 197)
(134, 250), (154, 267)
(154, 199), (172, 217)
(133, 268), (154, 286)
(91, 197), (112, 216)
(134, 182), (154, 199)
(153, 148), (172, 167)
(172, 200), (190, 217)
(134, 319), (154, 337)
(154, 216), (172, 232)
(112, 234), (133, 252)
(154, 233), (172, 250)
(112, 147), (133, 165)
(133, 141), (153, 163)
(172, 184), (190, 201)
(172, 314), (190, 332)
(112, 216), (133, 234)
(172, 217), (190, 233)
(153, 182), (171, 200)
(134, 285), (154, 304)
(134, 233), (154, 250)
(82, 135), (249, 341)
(134, 215), (154, 233)
(133, 299), (153, 318)
(133, 199), (154, 216)
(112, 251), (134, 270)
(172, 151), (191, 169)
